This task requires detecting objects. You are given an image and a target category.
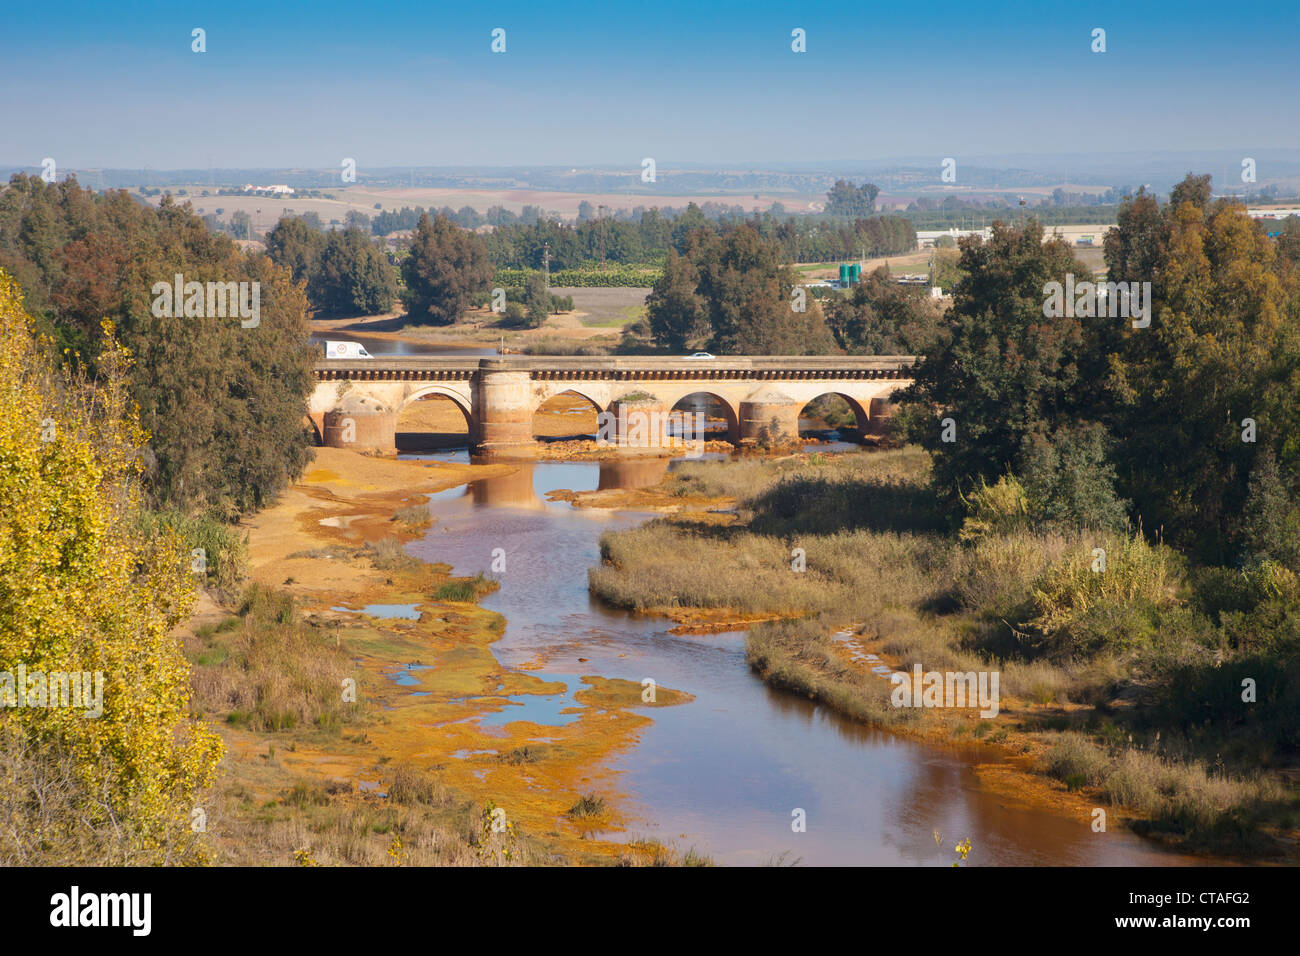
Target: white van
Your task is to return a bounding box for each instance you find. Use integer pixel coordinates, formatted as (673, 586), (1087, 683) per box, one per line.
(323, 340), (374, 359)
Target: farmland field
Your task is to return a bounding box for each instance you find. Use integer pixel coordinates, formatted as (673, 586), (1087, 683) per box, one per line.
(550, 287), (647, 327)
(148, 184), (825, 229)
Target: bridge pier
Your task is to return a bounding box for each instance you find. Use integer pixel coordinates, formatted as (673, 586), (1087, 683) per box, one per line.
(322, 395), (397, 454)
(608, 396), (671, 449)
(739, 389), (801, 447)
(864, 397), (897, 437)
(471, 360), (539, 458)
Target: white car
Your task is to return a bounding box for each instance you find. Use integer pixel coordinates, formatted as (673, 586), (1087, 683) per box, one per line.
(324, 340), (374, 359)
(684, 351), (715, 360)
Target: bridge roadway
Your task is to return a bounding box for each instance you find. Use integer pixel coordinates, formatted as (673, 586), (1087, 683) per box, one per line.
(310, 355), (917, 456)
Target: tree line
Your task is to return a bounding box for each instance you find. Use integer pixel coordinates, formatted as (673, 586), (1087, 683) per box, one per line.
(0, 173), (315, 517)
(481, 204), (917, 270)
(900, 174), (1300, 567)
(264, 216), (398, 315)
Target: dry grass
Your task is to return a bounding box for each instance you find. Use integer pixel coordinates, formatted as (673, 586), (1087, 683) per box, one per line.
(1041, 732), (1286, 851)
(0, 728), (209, 865)
(365, 537), (420, 572)
(213, 779), (491, 866)
(616, 839), (714, 867)
(188, 585), (358, 734)
(392, 503), (433, 530)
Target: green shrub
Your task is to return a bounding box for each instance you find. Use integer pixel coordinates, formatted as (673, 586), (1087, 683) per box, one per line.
(494, 266), (662, 288)
(1024, 534), (1183, 658)
(392, 504), (432, 529)
(137, 508), (249, 594)
(434, 573), (496, 602)
(191, 587), (355, 734)
(958, 475), (1032, 542)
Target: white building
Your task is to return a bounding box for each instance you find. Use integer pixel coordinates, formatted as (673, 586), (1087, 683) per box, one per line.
(915, 228), (991, 248)
(242, 183), (295, 196)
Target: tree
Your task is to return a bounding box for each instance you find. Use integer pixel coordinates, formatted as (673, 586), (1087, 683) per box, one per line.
(1104, 179), (1300, 560)
(0, 270), (222, 863)
(825, 180), (879, 217)
(229, 210), (252, 239)
(823, 266), (946, 355)
(1274, 216), (1300, 267)
(693, 226), (837, 355)
(401, 213), (494, 325)
(1018, 422), (1129, 533)
(646, 248), (707, 350)
(315, 228), (398, 315)
(1169, 173), (1212, 211)
(524, 271), (549, 328)
(265, 215), (323, 285)
(1102, 187), (1164, 288)
(1241, 449), (1300, 570)
(127, 252), (315, 516)
(902, 219), (1107, 507)
(0, 178), (316, 517)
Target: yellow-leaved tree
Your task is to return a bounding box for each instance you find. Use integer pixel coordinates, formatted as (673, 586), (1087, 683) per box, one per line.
(0, 268), (223, 864)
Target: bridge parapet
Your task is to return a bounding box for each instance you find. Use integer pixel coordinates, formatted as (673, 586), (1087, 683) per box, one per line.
(314, 355), (917, 382)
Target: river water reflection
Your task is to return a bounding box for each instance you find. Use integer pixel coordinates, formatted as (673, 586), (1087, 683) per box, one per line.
(403, 453), (1200, 866)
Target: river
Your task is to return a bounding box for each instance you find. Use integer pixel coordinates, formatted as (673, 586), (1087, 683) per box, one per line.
(400, 451), (1201, 867)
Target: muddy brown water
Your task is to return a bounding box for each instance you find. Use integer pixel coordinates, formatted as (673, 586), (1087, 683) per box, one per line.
(400, 452), (1206, 866)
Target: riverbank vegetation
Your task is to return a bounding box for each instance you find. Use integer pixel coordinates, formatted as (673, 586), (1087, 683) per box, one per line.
(183, 579), (550, 866)
(590, 175), (1300, 856)
(590, 448), (1297, 854)
(0, 174), (316, 516)
(0, 270), (222, 865)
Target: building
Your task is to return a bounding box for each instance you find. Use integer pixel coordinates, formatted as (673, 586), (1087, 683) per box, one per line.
(915, 228), (992, 248)
(241, 183), (295, 196)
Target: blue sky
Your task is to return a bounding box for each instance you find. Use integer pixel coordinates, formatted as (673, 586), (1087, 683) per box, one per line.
(2, 0), (1297, 169)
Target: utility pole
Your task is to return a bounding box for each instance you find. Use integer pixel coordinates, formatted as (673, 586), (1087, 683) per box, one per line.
(543, 241), (550, 290)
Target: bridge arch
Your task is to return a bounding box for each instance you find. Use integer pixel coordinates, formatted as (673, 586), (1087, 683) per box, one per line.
(667, 390), (740, 443)
(533, 388), (603, 441)
(399, 383), (473, 418)
(303, 414), (323, 446)
(798, 391), (870, 441)
(396, 386), (473, 451)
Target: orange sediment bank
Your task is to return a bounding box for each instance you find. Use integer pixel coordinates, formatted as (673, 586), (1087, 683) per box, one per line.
(218, 446), (697, 863)
(821, 629), (1147, 834)
(777, 624), (1290, 860)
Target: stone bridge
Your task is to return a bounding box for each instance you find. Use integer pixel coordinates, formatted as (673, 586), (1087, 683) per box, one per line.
(309, 356), (916, 457)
